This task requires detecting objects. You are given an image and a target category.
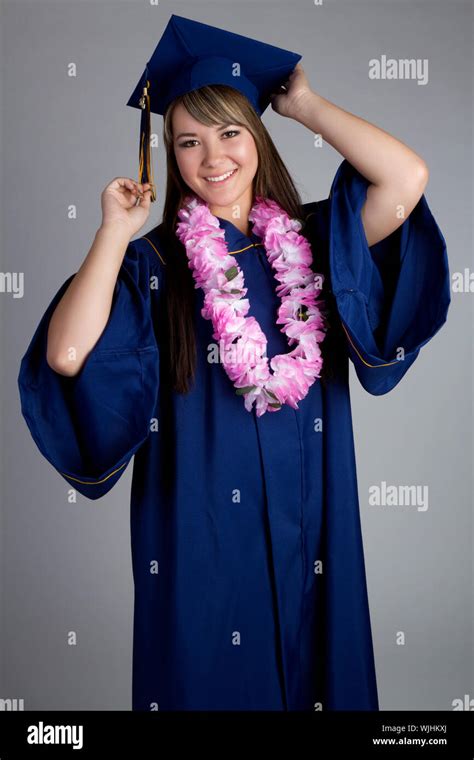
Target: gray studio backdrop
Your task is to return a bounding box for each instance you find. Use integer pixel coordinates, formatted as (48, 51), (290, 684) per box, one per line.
(1, 0), (472, 710)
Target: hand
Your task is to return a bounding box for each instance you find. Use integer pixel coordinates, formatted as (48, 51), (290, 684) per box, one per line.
(100, 177), (154, 238)
(270, 63), (314, 120)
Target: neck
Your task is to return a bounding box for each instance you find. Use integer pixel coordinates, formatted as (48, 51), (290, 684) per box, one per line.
(215, 214), (250, 237)
(208, 189), (254, 237)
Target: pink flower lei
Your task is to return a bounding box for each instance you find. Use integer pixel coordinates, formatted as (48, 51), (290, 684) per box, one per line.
(175, 194), (327, 417)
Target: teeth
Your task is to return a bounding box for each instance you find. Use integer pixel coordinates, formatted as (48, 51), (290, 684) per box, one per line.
(205, 169), (236, 182)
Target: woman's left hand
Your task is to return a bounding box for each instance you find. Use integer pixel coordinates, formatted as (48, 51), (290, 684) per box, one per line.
(270, 63), (314, 119)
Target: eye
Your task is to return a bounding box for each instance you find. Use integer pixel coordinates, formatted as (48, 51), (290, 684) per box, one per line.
(178, 139), (199, 148)
(178, 129), (240, 148)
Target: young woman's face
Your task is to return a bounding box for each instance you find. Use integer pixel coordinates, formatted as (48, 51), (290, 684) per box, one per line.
(172, 102), (258, 211)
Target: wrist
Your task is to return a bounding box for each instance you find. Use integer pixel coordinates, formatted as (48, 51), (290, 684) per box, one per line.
(96, 221), (133, 245)
(290, 91), (326, 128)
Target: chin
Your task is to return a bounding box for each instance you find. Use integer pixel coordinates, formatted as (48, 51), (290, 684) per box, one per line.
(199, 181), (250, 207)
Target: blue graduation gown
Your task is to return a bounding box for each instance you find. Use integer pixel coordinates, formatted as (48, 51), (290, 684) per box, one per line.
(17, 160), (451, 711)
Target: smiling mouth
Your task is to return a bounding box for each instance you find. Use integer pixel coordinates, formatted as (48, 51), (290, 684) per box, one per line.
(204, 168), (238, 184)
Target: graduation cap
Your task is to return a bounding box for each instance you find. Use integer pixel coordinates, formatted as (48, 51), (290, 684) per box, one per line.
(126, 14), (302, 202)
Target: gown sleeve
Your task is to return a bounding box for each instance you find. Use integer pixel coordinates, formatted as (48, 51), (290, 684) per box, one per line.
(17, 237), (162, 499)
(306, 159), (451, 395)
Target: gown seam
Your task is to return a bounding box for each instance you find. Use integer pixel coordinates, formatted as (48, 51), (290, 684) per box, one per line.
(140, 235), (167, 266)
(293, 408), (307, 706)
(228, 242), (264, 255)
(250, 409), (289, 711)
(59, 461), (128, 485)
(340, 319), (402, 367)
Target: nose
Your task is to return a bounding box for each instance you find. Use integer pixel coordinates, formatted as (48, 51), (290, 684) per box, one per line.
(202, 141), (226, 167)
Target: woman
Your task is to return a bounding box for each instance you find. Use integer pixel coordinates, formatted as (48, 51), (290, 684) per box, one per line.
(17, 18), (450, 711)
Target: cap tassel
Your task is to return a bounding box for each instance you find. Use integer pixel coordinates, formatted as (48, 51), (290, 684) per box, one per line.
(138, 78), (157, 202)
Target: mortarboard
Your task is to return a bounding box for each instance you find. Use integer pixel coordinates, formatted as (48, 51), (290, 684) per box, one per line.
(126, 14), (302, 202)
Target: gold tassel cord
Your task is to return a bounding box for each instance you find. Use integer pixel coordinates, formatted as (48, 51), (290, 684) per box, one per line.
(138, 79), (157, 203)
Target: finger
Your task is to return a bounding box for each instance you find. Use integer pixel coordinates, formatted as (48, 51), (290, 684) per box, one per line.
(137, 189), (152, 208)
(139, 188), (151, 204)
(138, 181), (154, 192)
(117, 178), (138, 195)
(124, 181), (144, 203)
(136, 183), (153, 201)
(135, 181), (152, 195)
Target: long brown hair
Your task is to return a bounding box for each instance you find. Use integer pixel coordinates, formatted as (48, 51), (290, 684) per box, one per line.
(158, 84), (338, 394)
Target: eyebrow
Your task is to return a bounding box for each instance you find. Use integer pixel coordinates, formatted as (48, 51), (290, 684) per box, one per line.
(174, 123), (236, 141)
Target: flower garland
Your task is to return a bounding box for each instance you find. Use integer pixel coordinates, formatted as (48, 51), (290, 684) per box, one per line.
(175, 194), (327, 417)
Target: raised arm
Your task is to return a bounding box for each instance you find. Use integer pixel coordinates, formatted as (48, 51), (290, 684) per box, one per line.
(47, 177), (152, 376)
(271, 63), (428, 247)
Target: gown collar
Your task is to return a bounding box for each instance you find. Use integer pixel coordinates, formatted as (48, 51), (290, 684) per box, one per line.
(215, 215), (262, 253)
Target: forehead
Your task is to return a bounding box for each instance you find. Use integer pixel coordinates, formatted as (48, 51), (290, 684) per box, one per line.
(171, 102), (225, 134)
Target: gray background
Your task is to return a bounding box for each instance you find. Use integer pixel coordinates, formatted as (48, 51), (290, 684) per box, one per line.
(1, 0), (472, 710)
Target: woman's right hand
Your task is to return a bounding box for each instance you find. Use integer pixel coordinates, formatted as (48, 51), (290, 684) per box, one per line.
(100, 177), (154, 238)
